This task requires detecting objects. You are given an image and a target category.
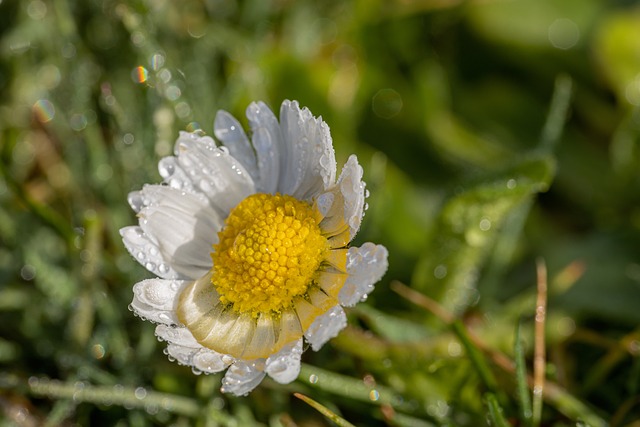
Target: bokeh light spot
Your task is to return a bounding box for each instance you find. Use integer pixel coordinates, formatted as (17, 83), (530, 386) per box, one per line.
(132, 66), (149, 84)
(33, 99), (55, 123)
(548, 18), (580, 50)
(372, 88), (403, 119)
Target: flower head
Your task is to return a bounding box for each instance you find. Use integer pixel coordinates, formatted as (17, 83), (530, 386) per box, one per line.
(121, 100), (388, 396)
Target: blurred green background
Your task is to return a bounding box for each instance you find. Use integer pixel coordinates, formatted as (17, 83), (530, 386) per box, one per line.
(2, 0), (640, 425)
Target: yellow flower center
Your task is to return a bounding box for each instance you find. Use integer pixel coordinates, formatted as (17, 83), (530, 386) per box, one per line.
(211, 193), (328, 317)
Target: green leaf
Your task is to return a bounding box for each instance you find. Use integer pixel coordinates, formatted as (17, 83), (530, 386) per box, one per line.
(412, 156), (555, 313)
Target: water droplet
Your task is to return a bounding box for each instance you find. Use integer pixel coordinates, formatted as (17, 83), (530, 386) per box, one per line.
(158, 264), (169, 274)
(506, 179), (517, 189)
(145, 262), (156, 271)
(309, 374), (318, 384)
(479, 218), (491, 231)
(369, 389), (380, 401)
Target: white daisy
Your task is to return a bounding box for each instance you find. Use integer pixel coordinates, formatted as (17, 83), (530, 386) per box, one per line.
(121, 100), (388, 396)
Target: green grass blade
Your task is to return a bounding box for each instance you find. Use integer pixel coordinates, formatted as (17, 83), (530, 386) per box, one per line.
(452, 321), (498, 393)
(514, 321), (533, 427)
(299, 364), (416, 415)
(539, 74), (573, 153)
(485, 393), (510, 427)
(294, 393), (356, 427)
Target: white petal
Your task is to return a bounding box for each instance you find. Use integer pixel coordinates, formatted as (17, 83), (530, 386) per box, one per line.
(120, 226), (179, 279)
(174, 132), (256, 215)
(131, 278), (189, 324)
(265, 340), (303, 384)
(339, 243), (388, 306)
(278, 100), (337, 200)
(318, 155), (366, 247)
(221, 360), (267, 396)
(214, 110), (259, 183)
(136, 185), (219, 280)
(304, 305), (347, 351)
(246, 101), (282, 194)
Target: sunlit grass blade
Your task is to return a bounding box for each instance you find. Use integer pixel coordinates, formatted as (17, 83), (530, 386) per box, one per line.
(485, 393), (510, 427)
(294, 393), (356, 427)
(514, 321), (533, 427)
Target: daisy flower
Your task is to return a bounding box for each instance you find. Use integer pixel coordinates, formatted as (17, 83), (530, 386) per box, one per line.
(121, 100), (388, 396)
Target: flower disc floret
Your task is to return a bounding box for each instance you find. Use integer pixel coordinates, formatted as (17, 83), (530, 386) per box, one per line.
(211, 193), (328, 317)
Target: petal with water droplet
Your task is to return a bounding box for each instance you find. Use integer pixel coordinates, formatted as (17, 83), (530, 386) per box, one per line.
(278, 100), (336, 200)
(304, 305), (347, 351)
(174, 132), (256, 216)
(131, 278), (190, 324)
(339, 243), (388, 306)
(136, 185), (219, 279)
(246, 101), (282, 194)
(265, 339), (302, 383)
(221, 360), (266, 396)
(120, 226), (180, 279)
(214, 110), (258, 183)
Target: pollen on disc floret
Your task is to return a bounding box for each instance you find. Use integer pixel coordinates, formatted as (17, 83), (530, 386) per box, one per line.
(211, 193), (328, 317)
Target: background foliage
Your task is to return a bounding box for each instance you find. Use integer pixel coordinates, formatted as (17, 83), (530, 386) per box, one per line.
(2, 0), (640, 425)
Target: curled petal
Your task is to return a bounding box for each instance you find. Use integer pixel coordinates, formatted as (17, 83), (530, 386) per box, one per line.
(304, 305), (347, 351)
(318, 155), (366, 248)
(221, 360), (267, 396)
(131, 278), (190, 325)
(265, 340), (303, 384)
(339, 243), (389, 306)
